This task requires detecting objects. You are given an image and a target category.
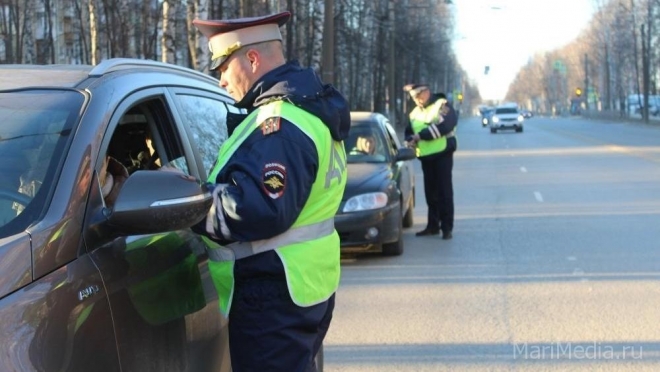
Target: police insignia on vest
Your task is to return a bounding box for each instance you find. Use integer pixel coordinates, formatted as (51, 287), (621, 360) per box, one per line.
(262, 162), (286, 199)
(260, 117), (281, 135)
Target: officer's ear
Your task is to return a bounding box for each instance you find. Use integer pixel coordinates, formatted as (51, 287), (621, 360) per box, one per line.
(245, 49), (259, 71)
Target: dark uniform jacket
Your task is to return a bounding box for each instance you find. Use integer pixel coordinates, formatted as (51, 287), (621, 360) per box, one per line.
(404, 93), (458, 160)
(205, 60), (350, 281)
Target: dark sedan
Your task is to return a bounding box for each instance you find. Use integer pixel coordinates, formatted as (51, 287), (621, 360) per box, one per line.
(334, 112), (416, 256)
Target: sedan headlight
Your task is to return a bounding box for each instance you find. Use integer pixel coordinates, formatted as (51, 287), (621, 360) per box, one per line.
(518, 115), (524, 122)
(343, 192), (388, 212)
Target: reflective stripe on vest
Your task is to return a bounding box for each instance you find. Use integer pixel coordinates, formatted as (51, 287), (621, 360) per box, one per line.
(207, 219), (335, 260)
(410, 98), (448, 157)
(204, 100), (346, 315)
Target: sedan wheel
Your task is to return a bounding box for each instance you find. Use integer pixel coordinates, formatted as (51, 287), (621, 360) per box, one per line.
(382, 205), (404, 256)
(402, 196), (414, 228)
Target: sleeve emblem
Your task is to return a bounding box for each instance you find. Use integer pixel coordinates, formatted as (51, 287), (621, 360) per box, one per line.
(262, 162), (286, 199)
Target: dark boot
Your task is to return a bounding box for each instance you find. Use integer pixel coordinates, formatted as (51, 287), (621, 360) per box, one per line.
(415, 228), (439, 237)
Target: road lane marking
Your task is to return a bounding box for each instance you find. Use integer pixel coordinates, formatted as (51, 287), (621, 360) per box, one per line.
(520, 166), (527, 173)
(567, 256), (577, 261)
(534, 191), (544, 202)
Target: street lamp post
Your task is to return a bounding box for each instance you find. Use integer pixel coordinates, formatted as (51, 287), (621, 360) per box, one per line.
(321, 0), (335, 85)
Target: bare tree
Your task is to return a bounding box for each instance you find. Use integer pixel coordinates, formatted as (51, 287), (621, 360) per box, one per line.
(161, 0), (176, 63)
(88, 0), (100, 64)
(188, 0), (210, 72)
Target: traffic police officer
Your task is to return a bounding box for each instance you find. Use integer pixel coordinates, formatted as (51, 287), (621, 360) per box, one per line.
(403, 84), (457, 240)
(192, 11), (350, 372)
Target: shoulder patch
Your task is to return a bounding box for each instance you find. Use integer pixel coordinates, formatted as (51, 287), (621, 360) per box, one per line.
(441, 104), (450, 116)
(260, 117), (281, 136)
(262, 162), (286, 199)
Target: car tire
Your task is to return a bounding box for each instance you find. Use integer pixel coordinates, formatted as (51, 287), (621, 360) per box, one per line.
(382, 206), (404, 256)
(516, 127), (523, 133)
(490, 128), (496, 134)
(402, 196), (414, 228)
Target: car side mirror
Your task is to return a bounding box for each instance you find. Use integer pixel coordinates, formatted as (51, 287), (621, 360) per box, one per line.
(394, 147), (416, 162)
(105, 170), (212, 235)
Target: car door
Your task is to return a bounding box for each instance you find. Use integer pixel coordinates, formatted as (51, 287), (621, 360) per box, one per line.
(83, 88), (230, 372)
(383, 119), (414, 211)
(0, 89), (121, 372)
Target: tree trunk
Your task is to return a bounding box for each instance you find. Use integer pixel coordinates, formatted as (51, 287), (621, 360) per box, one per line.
(21, 0), (35, 64)
(89, 0), (101, 64)
(161, 0), (176, 64)
(74, 0), (89, 64)
(188, 0), (210, 72)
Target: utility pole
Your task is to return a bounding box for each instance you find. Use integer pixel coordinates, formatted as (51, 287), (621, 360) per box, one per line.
(387, 0), (396, 127)
(631, 0), (642, 117)
(642, 23), (649, 122)
(321, 0), (335, 85)
(584, 53), (589, 111)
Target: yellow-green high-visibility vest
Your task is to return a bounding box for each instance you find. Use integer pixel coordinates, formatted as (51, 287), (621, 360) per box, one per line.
(410, 98), (455, 157)
(205, 100), (347, 317)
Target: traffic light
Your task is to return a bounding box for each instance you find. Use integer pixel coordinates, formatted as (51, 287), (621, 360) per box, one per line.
(575, 88), (582, 97)
(457, 93), (463, 103)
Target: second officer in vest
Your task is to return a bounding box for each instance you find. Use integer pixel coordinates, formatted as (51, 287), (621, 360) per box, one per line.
(193, 11), (350, 372)
(404, 84), (458, 240)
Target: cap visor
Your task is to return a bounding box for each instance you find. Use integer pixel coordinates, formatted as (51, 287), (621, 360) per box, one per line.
(210, 56), (227, 71)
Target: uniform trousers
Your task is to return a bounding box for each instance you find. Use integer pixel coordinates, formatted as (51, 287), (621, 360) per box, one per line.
(228, 276), (335, 372)
(420, 150), (454, 234)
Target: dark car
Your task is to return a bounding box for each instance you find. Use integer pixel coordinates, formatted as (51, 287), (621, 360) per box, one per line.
(334, 112), (416, 256)
(0, 59), (240, 371)
(481, 108), (495, 127)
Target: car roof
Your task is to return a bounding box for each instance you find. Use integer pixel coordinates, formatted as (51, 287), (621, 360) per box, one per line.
(0, 64), (93, 90)
(0, 58), (222, 92)
(350, 111), (385, 124)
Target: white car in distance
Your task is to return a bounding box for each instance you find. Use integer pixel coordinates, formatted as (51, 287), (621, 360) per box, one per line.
(490, 105), (524, 133)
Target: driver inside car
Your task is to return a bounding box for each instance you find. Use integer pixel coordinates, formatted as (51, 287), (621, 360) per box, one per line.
(351, 134), (377, 155)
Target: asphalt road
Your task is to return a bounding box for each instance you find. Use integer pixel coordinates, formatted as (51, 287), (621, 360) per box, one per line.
(324, 115), (660, 371)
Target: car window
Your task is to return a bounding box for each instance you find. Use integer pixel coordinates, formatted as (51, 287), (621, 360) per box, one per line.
(345, 123), (388, 163)
(383, 121), (401, 156)
(174, 94), (231, 173)
(101, 97), (192, 206)
(495, 108), (518, 114)
(0, 90), (84, 238)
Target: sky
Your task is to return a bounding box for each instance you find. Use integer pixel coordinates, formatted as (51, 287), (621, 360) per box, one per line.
(451, 0), (597, 101)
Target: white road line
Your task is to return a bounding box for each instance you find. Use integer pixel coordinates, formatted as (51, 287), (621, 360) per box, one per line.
(573, 268), (585, 276)
(567, 256), (577, 261)
(534, 191), (544, 202)
(520, 166), (527, 173)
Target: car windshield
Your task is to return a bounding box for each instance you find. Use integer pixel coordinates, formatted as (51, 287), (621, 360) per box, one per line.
(345, 123), (388, 164)
(495, 108), (518, 114)
(0, 90), (84, 238)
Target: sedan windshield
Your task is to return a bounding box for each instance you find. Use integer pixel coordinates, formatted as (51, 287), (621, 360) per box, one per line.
(495, 108), (518, 114)
(0, 90), (84, 238)
(345, 124), (388, 163)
